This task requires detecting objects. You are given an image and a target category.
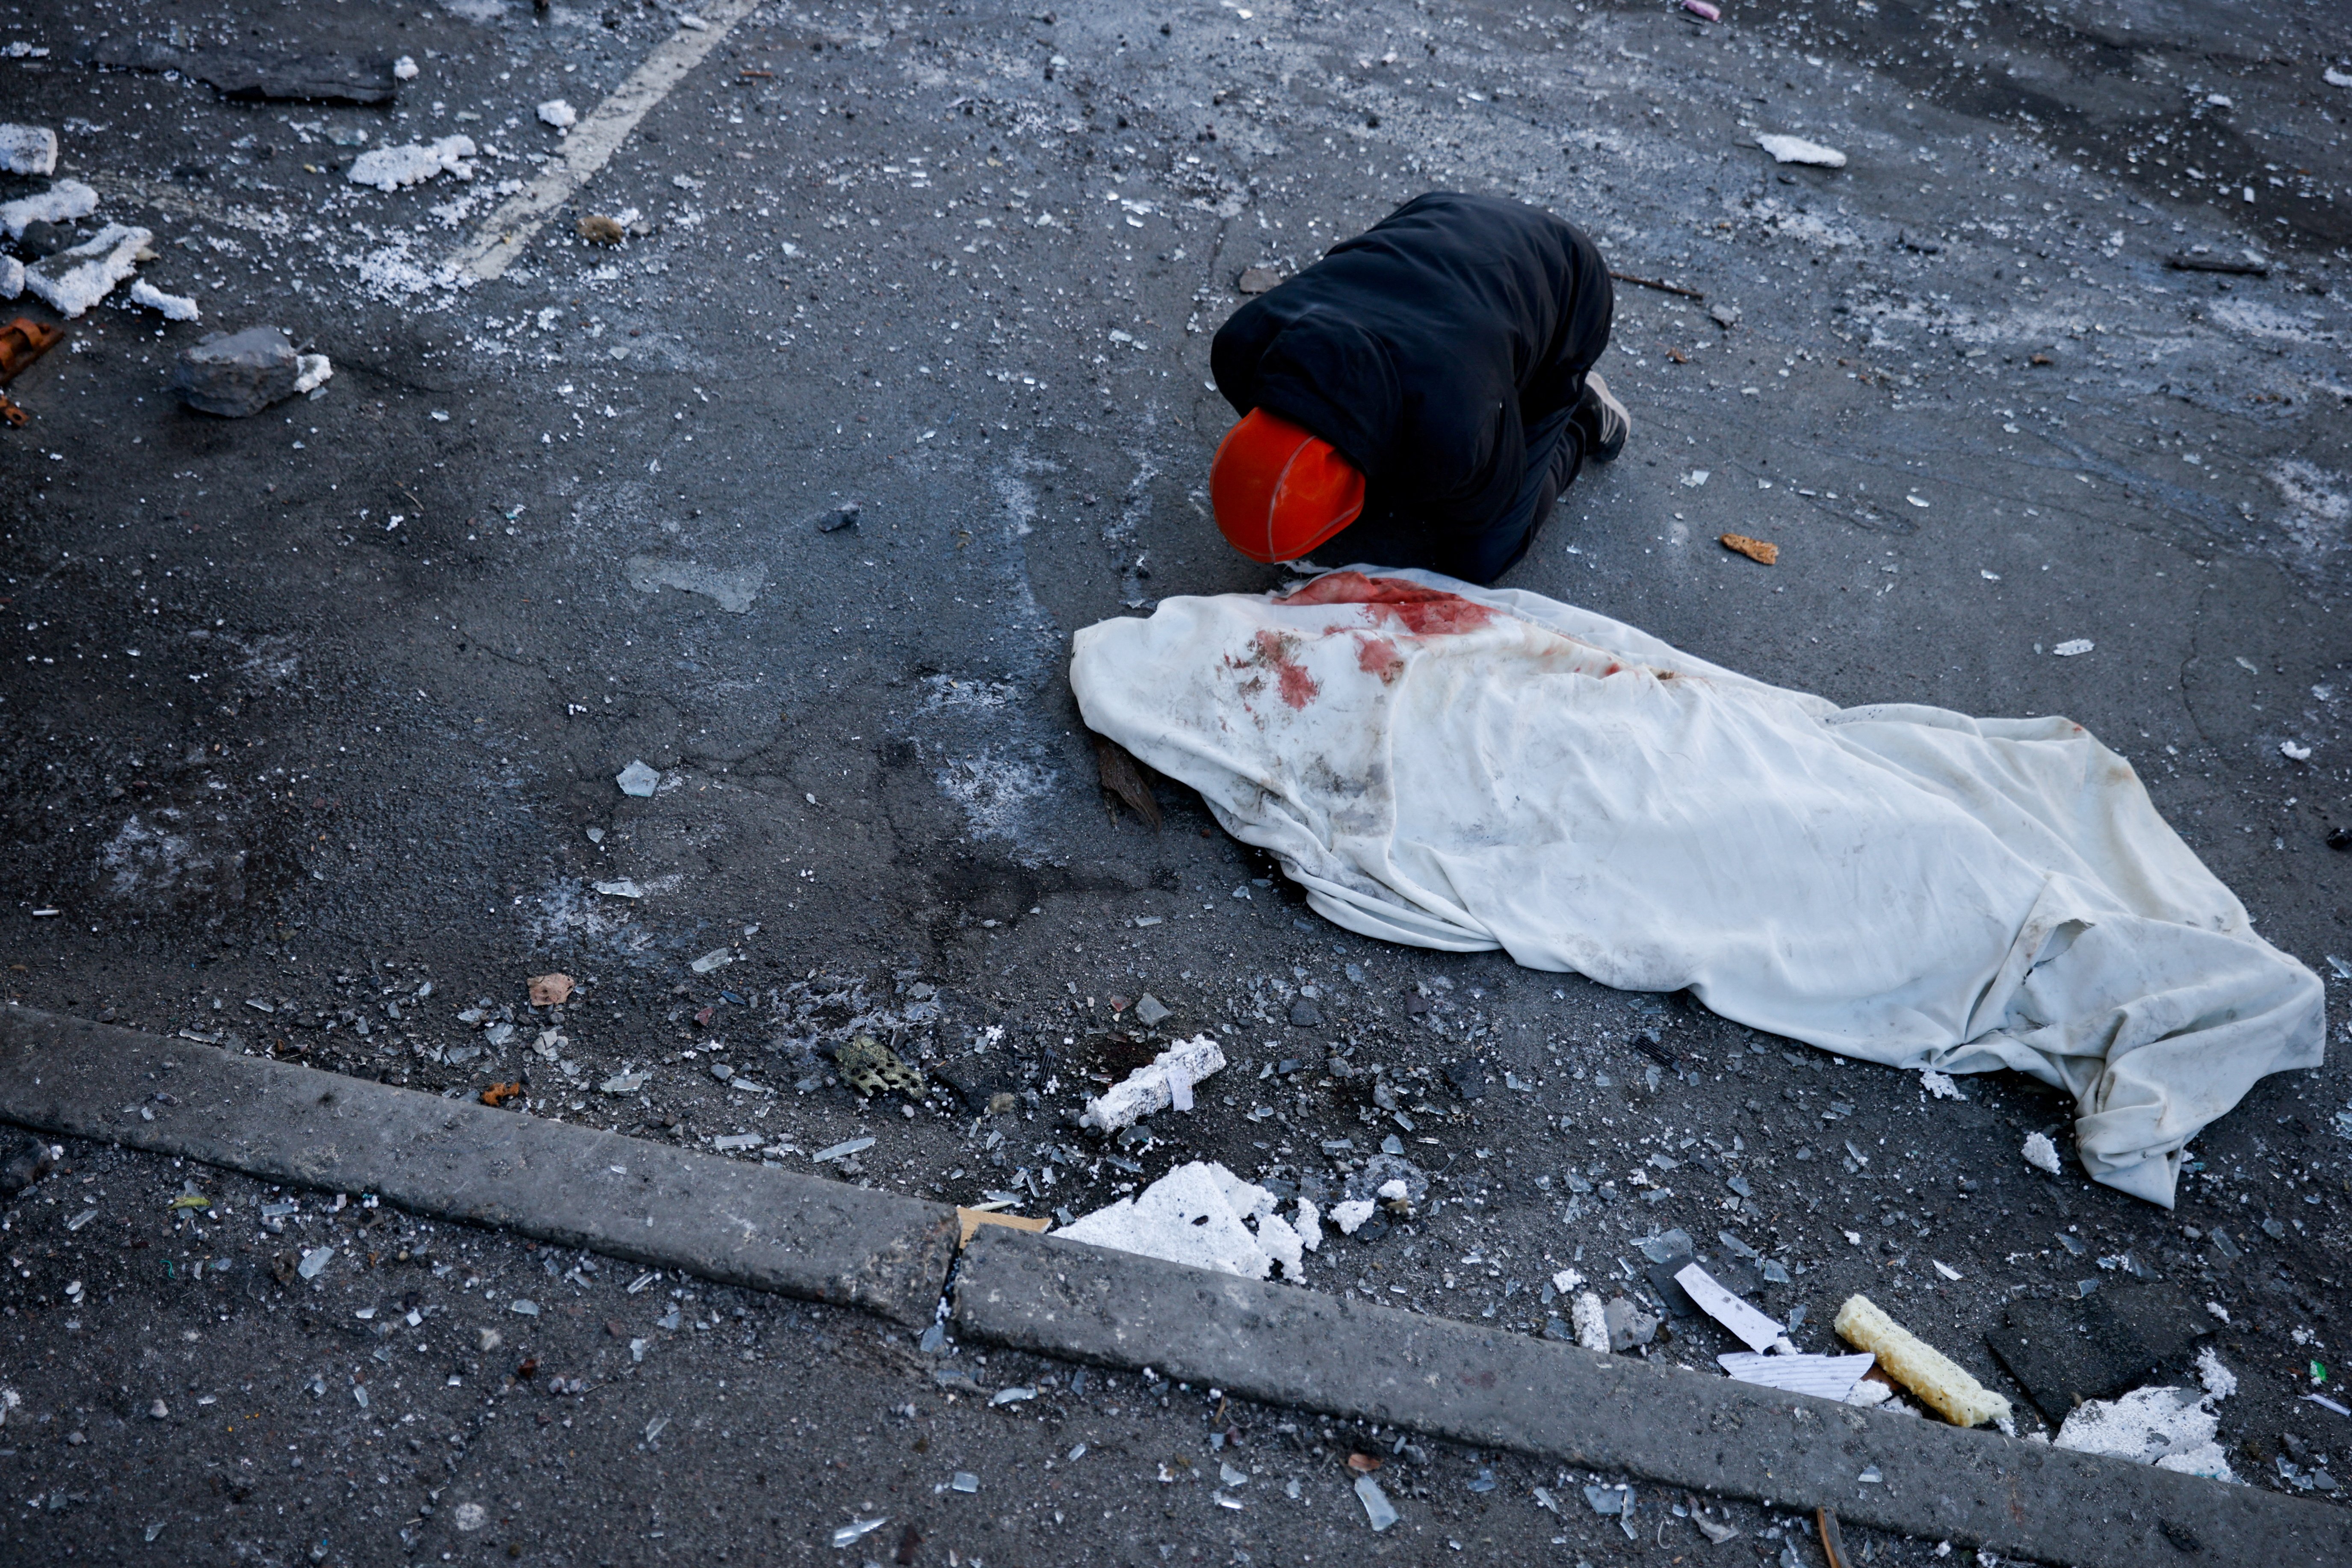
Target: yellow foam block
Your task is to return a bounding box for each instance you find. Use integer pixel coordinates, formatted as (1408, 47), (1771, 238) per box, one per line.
(1834, 1293), (2010, 1428)
(957, 1206), (1052, 1246)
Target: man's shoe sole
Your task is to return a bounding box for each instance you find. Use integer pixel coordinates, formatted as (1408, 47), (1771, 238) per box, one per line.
(1584, 372), (1630, 464)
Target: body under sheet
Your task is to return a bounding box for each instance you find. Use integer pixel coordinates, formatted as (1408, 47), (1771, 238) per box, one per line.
(1067, 569), (2325, 1207)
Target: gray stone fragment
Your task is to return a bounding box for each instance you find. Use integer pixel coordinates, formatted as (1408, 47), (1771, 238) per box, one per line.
(12, 220), (66, 259)
(1287, 995), (1324, 1028)
(1131, 993), (1171, 1028)
(615, 760), (660, 798)
(1603, 1296), (1659, 1352)
(81, 40), (399, 105)
(168, 326), (299, 416)
(0, 1128), (56, 1199)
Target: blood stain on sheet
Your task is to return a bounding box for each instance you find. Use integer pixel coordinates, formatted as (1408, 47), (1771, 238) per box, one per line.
(1249, 628), (1321, 709)
(1278, 570), (1494, 636)
(1356, 635), (1405, 684)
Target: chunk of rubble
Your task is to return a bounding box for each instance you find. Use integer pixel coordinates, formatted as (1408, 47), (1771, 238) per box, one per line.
(0, 179), (98, 239)
(1078, 1033), (1223, 1132)
(26, 223), (150, 318)
(168, 325), (301, 416)
(537, 98), (578, 130)
(1570, 1291), (1610, 1352)
(1603, 1297), (1659, 1352)
(2052, 1347), (2239, 1482)
(127, 279), (199, 322)
(1057, 1159), (1315, 1281)
(347, 134), (476, 192)
(0, 124), (59, 176)
(1756, 133), (1847, 168)
(85, 40), (400, 105)
(0, 1129), (59, 1199)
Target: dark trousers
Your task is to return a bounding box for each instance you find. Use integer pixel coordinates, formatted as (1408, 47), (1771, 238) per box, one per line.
(1316, 401), (1584, 586)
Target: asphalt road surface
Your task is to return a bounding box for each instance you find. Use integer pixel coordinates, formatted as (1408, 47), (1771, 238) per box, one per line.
(1, 0), (2348, 1559)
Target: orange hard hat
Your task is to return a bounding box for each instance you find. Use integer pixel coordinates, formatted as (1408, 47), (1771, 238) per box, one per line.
(1210, 408), (1365, 564)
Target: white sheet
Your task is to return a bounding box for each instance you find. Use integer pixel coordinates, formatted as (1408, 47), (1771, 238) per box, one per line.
(1068, 569), (2325, 1207)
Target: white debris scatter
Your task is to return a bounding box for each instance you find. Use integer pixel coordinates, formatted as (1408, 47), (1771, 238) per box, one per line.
(2279, 740), (2312, 762)
(393, 54), (420, 81)
(1079, 1034), (1225, 1132)
(933, 750), (1058, 842)
(347, 134), (478, 192)
(2053, 1348), (2240, 1482)
(2052, 638), (2095, 657)
(1, 178), (98, 239)
(1057, 1160), (1315, 1281)
(2326, 66), (2352, 89)
(0, 123), (58, 176)
(1328, 1197), (1377, 1235)
(293, 354), (333, 394)
(127, 279), (200, 321)
(2022, 1131), (2062, 1174)
(537, 98), (579, 130)
(349, 235), (472, 301)
(0, 255), (20, 299)
(1757, 133), (1847, 168)
(1919, 1069), (1966, 1100)
(26, 223), (151, 318)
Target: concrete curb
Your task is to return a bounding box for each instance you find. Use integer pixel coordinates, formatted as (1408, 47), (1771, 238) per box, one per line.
(6, 1005), (2343, 1565)
(0, 1005), (955, 1326)
(951, 1227), (2352, 1568)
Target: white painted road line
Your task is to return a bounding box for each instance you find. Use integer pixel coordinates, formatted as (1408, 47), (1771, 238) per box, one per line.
(449, 0), (763, 281)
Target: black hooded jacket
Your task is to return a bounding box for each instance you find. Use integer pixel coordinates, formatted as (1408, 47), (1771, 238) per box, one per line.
(1210, 192), (1612, 546)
